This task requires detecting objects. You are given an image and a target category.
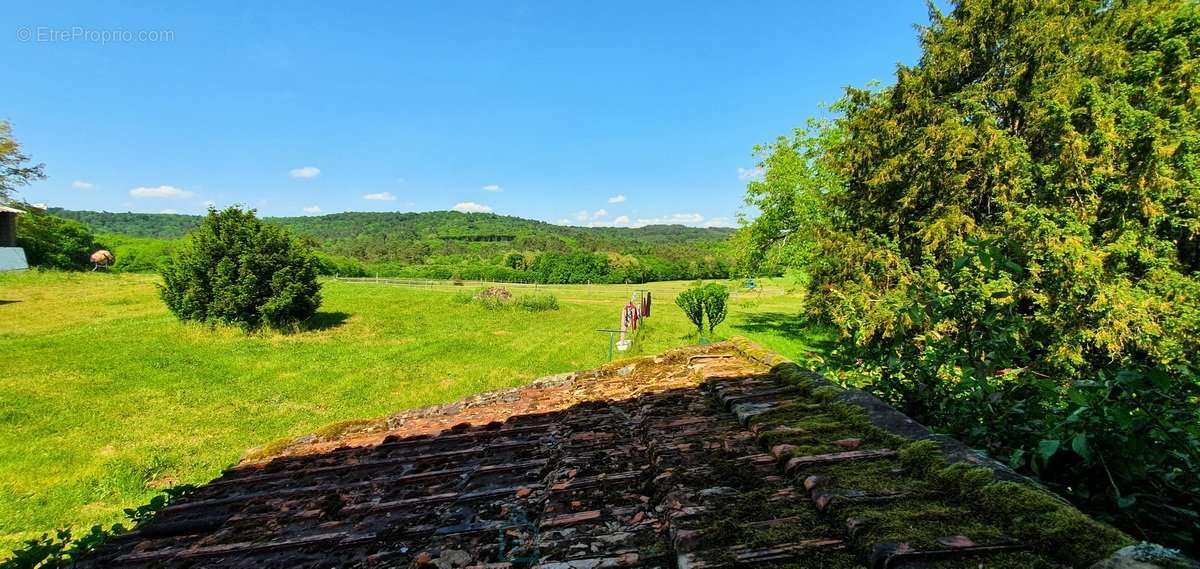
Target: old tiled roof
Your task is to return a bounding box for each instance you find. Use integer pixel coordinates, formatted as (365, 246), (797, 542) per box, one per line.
(79, 339), (1142, 569)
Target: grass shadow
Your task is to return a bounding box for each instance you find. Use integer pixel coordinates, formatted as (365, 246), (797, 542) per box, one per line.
(731, 311), (838, 353)
(733, 311), (819, 338)
(300, 311), (350, 332)
(0, 300), (19, 306)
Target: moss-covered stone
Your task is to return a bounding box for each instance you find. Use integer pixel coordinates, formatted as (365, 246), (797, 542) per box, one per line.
(725, 338), (1138, 568)
(842, 497), (1012, 549)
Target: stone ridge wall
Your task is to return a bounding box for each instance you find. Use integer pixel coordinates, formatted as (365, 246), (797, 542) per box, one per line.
(725, 336), (1036, 485)
(726, 336), (1199, 569)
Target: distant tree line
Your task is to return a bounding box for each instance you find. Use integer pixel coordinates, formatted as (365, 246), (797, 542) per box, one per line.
(47, 209), (742, 283)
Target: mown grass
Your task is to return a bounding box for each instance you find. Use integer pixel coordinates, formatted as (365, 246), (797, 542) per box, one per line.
(0, 271), (822, 554)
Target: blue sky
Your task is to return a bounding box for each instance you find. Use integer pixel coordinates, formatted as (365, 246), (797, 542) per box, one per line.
(4, 2), (930, 227)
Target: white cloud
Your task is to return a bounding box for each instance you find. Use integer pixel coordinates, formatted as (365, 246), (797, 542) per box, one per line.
(303, 205), (322, 214)
(363, 192), (397, 201)
(633, 213), (705, 227)
(738, 166), (765, 181)
(613, 215), (630, 226)
(592, 208), (608, 219)
(129, 185), (194, 199)
(608, 194), (627, 204)
(574, 210), (589, 222)
(451, 201), (493, 213)
(289, 166), (321, 179)
(702, 217), (735, 228)
(557, 218), (570, 225)
(159, 209), (178, 214)
(482, 184), (503, 192)
(72, 180), (94, 190)
(203, 200), (216, 209)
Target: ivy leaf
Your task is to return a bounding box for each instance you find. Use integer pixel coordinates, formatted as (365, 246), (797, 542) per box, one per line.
(1071, 433), (1092, 463)
(1008, 448), (1026, 469)
(1038, 439), (1060, 463)
(1117, 495), (1137, 509)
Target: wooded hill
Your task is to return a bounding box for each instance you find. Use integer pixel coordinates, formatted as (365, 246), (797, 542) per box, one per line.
(51, 209), (738, 283)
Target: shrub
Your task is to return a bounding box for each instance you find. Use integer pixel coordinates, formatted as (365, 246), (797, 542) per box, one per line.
(1, 486), (193, 569)
(739, 0), (1200, 549)
(675, 287), (705, 334)
(474, 286), (512, 310)
(516, 293), (559, 312)
(159, 207), (321, 330)
(701, 283), (729, 334)
(15, 209), (103, 270)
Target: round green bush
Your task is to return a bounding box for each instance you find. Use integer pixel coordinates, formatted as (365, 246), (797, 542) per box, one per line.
(160, 207), (321, 329)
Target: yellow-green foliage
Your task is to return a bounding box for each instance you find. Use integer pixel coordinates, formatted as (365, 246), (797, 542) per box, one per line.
(740, 0), (1200, 548)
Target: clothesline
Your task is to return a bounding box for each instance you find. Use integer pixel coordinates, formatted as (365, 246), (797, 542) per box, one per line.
(616, 290), (652, 352)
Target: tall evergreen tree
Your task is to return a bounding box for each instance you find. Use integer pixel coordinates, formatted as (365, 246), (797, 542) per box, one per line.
(742, 0), (1200, 550)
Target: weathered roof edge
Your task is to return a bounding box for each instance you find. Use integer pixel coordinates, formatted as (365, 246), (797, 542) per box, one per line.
(726, 335), (1199, 569)
(726, 336), (1038, 486)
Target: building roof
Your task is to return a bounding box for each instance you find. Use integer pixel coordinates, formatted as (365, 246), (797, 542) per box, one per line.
(77, 339), (1167, 569)
(0, 205), (25, 214)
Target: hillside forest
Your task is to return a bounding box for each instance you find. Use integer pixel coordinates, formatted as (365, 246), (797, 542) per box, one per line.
(43, 209), (739, 284)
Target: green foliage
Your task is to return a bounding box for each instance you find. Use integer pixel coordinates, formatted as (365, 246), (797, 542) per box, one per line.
(15, 209), (103, 270)
(0, 486), (191, 569)
(97, 234), (177, 273)
(675, 284), (732, 335)
(531, 251), (610, 284)
(740, 0), (1200, 551)
(312, 252), (367, 277)
(0, 122), (45, 202)
(701, 284), (729, 333)
(159, 207), (322, 330)
(516, 293), (559, 312)
(50, 209), (737, 283)
(675, 287), (706, 333)
(453, 287), (559, 312)
(0, 526), (113, 569)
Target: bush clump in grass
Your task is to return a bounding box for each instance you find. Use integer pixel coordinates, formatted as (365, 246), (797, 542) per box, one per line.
(675, 283), (731, 336)
(475, 286), (512, 310)
(701, 283), (729, 334)
(159, 207), (321, 330)
(516, 293), (559, 312)
(675, 287), (706, 333)
(457, 287), (559, 312)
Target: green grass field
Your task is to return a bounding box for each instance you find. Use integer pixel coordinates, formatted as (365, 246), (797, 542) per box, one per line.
(0, 271), (826, 553)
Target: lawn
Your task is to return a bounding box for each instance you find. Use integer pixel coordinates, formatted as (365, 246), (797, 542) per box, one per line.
(0, 271), (825, 553)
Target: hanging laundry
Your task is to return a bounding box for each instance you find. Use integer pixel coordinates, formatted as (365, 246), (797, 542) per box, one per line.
(624, 296), (639, 331)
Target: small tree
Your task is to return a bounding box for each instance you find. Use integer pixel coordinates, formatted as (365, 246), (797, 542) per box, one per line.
(0, 122), (46, 202)
(702, 283), (729, 334)
(675, 287), (705, 334)
(160, 207), (321, 329)
(16, 209), (103, 270)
